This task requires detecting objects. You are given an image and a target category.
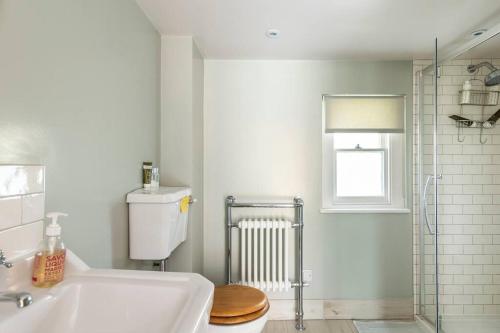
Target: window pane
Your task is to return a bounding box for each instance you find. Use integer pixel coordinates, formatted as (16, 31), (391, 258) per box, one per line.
(336, 151), (384, 197)
(333, 133), (382, 149)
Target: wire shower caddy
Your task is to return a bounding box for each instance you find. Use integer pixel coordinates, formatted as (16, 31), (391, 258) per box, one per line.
(452, 78), (499, 144)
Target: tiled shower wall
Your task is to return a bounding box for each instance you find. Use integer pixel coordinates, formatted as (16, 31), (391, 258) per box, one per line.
(413, 58), (500, 317)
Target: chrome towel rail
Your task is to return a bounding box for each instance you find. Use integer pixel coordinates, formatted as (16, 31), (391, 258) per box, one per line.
(225, 196), (306, 331)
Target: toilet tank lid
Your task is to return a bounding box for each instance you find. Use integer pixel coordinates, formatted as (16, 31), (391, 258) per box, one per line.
(126, 186), (192, 204)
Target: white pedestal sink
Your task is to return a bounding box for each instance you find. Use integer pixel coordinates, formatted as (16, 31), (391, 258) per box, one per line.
(0, 251), (214, 333)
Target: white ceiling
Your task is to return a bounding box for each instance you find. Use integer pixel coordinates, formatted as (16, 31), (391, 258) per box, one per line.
(136, 0), (500, 60)
(458, 33), (500, 59)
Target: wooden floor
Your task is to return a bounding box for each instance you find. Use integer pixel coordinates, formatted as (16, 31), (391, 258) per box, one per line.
(263, 320), (358, 333)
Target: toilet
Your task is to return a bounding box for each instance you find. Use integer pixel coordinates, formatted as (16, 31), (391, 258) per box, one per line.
(208, 284), (269, 333)
(127, 187), (269, 332)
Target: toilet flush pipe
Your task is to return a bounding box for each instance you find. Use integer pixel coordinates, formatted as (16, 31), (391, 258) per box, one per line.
(159, 258), (168, 272)
(225, 196), (235, 284)
(294, 197), (305, 331)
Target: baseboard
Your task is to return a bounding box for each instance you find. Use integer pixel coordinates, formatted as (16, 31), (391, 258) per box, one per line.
(268, 298), (413, 321)
(324, 298), (413, 320)
(267, 299), (324, 320)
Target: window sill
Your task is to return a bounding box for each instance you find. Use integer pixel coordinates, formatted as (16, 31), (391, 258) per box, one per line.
(320, 208), (411, 214)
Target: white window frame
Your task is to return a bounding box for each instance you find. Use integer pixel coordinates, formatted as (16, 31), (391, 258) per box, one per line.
(321, 94), (409, 214)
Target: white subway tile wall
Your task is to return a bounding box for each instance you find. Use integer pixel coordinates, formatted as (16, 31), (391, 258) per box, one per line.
(0, 165), (45, 259)
(0, 221), (44, 259)
(0, 197), (22, 230)
(0, 165), (44, 196)
(414, 59), (500, 317)
(22, 193), (45, 224)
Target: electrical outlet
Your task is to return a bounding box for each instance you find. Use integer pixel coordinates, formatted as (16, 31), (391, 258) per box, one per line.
(303, 269), (313, 283)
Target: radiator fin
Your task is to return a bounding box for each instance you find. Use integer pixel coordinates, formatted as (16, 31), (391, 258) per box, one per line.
(238, 218), (292, 292)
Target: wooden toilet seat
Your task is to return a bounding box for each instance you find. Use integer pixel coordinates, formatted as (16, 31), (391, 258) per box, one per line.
(209, 284), (269, 325)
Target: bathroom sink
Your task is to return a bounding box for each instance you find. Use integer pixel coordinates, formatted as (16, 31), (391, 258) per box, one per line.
(0, 254), (214, 333)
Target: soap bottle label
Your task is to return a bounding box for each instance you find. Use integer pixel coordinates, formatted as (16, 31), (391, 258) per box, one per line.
(32, 249), (66, 287)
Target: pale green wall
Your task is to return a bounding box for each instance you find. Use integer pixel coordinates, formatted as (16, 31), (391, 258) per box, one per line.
(204, 60), (413, 299)
(160, 36), (204, 274)
(0, 0), (160, 268)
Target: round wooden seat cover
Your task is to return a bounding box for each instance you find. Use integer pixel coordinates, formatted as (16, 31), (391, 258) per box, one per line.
(210, 301), (269, 325)
(210, 284), (268, 318)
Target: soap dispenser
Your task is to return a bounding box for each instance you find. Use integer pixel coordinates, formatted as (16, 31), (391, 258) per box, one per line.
(32, 212), (68, 288)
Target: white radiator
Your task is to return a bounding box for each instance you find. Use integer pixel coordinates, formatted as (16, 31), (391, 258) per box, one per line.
(238, 218), (292, 292)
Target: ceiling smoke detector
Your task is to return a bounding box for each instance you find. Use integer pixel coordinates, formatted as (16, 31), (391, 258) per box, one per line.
(471, 29), (487, 37)
(266, 29), (280, 39)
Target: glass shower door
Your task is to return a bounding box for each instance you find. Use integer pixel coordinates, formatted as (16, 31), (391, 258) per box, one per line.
(418, 40), (440, 332)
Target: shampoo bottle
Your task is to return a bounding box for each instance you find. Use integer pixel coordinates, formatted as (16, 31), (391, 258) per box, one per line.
(32, 212), (68, 288)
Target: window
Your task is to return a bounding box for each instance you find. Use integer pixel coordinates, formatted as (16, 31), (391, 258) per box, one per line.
(322, 95), (408, 213)
(334, 133), (388, 202)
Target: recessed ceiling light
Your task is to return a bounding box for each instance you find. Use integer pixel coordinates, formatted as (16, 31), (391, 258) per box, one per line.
(266, 29), (280, 39)
(471, 29), (487, 37)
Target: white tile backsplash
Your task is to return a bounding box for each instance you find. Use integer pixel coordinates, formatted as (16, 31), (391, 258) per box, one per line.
(22, 193), (45, 224)
(0, 165), (45, 259)
(0, 196), (22, 230)
(24, 165), (45, 194)
(0, 221), (44, 260)
(0, 165), (44, 197)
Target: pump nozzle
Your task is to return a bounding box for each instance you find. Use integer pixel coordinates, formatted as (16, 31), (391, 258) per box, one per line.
(45, 212), (68, 237)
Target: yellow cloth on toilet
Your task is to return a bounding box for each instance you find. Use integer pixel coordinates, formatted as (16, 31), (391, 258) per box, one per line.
(180, 196), (190, 213)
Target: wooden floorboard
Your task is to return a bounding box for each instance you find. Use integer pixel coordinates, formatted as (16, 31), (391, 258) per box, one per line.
(263, 320), (358, 333)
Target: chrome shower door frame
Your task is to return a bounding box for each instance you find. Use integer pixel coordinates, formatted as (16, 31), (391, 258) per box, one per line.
(418, 38), (441, 333)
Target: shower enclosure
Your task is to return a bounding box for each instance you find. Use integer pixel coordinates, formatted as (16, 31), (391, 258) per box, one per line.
(416, 33), (500, 333)
(415, 40), (440, 331)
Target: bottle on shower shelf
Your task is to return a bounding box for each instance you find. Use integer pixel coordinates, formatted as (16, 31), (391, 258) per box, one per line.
(461, 80), (472, 104)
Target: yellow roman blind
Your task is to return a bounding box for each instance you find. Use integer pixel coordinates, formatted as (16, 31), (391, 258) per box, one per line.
(324, 95), (405, 133)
